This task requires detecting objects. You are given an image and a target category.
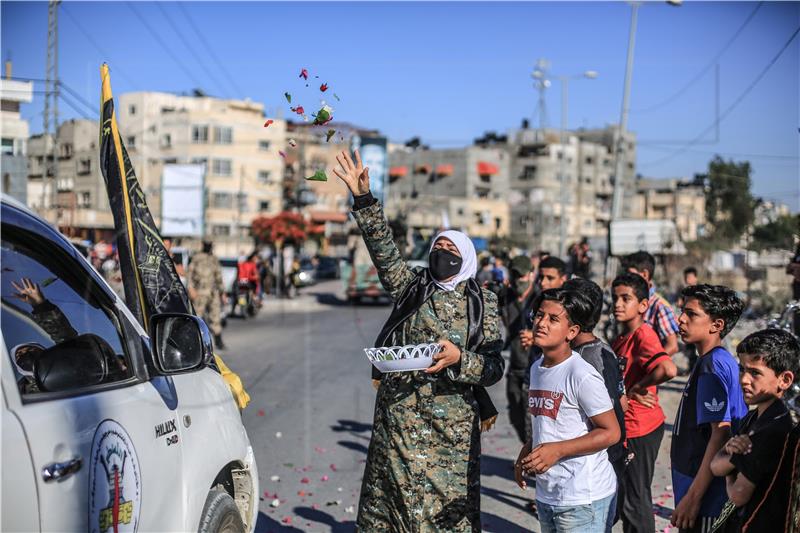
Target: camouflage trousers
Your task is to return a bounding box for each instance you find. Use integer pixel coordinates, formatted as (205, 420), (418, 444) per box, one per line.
(356, 377), (482, 532)
(193, 293), (222, 336)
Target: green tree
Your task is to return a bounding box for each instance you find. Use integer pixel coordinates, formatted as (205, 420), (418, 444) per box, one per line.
(702, 156), (755, 244)
(751, 214), (800, 251)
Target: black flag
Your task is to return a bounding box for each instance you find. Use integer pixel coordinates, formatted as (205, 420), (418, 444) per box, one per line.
(99, 63), (191, 331)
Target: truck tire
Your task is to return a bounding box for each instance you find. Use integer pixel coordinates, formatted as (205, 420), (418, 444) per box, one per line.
(198, 486), (246, 533)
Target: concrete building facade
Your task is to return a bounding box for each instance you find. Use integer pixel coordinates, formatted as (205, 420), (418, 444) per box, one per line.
(385, 145), (511, 239)
(117, 91), (285, 256)
(1, 70), (33, 204)
(632, 177), (707, 243)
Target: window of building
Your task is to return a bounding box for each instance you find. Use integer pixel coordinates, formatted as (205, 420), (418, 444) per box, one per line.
(126, 136), (136, 149)
(1, 138), (13, 155)
(237, 192), (248, 212)
(161, 106), (175, 114)
(259, 140), (271, 151)
(60, 144), (73, 158)
(1, 225), (134, 397)
(78, 158), (91, 175)
(160, 134), (172, 149)
(213, 192), (233, 209)
(192, 125), (209, 144)
(211, 224), (231, 236)
(80, 192), (91, 208)
(585, 156), (594, 165)
(258, 170), (271, 183)
(190, 157), (208, 167)
(214, 126), (233, 145)
(522, 165), (537, 180)
(212, 159), (232, 176)
(259, 200), (270, 211)
(163, 158), (178, 164)
(129, 104), (137, 115)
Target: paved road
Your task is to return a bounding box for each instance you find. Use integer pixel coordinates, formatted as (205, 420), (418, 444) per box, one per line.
(221, 280), (758, 532)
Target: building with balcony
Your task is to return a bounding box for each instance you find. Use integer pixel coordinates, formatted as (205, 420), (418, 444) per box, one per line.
(1, 64), (32, 204)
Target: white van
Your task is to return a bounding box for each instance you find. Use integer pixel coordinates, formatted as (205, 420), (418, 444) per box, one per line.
(1, 196), (259, 532)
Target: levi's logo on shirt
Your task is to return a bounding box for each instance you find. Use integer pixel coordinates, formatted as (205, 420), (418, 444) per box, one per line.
(528, 389), (564, 419)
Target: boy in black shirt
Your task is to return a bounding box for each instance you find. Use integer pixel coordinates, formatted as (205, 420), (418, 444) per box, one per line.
(710, 329), (800, 532)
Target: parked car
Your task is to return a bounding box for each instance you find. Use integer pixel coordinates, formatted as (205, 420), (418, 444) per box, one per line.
(294, 258), (317, 287)
(1, 195), (259, 533)
(314, 256), (341, 280)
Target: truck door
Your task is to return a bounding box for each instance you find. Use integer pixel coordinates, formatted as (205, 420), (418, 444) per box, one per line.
(0, 220), (187, 532)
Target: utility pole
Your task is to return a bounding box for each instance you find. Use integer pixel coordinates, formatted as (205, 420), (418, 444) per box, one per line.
(532, 58), (551, 131)
(610, 2), (640, 221)
(43, 0), (60, 215)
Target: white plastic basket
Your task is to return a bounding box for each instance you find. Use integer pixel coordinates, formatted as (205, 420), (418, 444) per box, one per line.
(364, 343), (442, 373)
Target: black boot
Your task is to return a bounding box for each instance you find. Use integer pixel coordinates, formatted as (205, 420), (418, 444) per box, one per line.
(214, 334), (226, 350)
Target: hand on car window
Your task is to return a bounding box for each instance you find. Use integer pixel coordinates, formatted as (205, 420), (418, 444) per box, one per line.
(11, 278), (45, 306)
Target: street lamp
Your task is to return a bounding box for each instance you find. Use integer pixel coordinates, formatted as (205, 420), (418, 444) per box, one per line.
(554, 70), (598, 257)
(610, 0), (682, 221)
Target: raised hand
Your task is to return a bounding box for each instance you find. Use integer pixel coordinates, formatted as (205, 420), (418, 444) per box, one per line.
(11, 278), (45, 306)
(332, 149), (370, 196)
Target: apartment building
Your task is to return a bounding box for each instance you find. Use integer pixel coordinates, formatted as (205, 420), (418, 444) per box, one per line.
(632, 176), (707, 243)
(384, 145), (511, 239)
(1, 66), (32, 204)
(117, 91), (285, 255)
(506, 126), (629, 253)
(27, 119), (115, 238)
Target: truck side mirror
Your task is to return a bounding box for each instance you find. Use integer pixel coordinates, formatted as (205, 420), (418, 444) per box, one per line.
(150, 314), (213, 374)
(34, 334), (110, 392)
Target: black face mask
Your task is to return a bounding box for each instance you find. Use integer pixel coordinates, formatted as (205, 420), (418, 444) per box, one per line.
(429, 248), (463, 281)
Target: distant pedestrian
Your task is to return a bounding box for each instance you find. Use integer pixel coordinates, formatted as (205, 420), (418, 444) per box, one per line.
(187, 240), (227, 349)
(680, 266), (700, 372)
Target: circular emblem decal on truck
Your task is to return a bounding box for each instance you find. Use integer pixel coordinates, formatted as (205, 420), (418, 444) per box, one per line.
(88, 419), (142, 533)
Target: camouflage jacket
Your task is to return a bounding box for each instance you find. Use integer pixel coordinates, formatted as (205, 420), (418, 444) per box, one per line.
(352, 201), (504, 532)
(187, 252), (223, 296)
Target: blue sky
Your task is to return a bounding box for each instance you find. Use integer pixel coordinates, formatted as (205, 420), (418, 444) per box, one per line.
(3, 1), (798, 210)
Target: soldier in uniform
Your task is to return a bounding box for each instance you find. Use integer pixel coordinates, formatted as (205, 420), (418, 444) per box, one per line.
(187, 240), (226, 349)
(333, 150), (505, 532)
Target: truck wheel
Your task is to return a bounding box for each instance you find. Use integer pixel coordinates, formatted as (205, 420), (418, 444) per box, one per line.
(198, 486), (246, 533)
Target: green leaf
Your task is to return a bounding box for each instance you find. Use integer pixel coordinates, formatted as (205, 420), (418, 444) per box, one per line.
(325, 129), (336, 143)
(40, 277), (58, 287)
(284, 92), (292, 104)
(305, 170), (327, 182)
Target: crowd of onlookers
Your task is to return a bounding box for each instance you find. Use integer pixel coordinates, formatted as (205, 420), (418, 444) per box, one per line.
(474, 247), (800, 533)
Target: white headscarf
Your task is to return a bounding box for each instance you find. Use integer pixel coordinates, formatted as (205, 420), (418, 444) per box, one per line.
(429, 230), (478, 292)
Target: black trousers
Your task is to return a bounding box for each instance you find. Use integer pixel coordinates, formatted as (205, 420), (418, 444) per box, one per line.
(506, 371), (530, 444)
(621, 423), (665, 533)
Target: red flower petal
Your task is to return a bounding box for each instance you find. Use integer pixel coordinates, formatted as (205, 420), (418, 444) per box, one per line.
(263, 119), (274, 128)
(299, 68), (308, 80)
(320, 83), (328, 92)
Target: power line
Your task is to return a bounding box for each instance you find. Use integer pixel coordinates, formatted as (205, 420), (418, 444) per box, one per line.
(176, 2), (246, 98)
(126, 2), (206, 91)
(639, 24), (800, 168)
(61, 4), (139, 90)
(154, 3), (231, 98)
(639, 143), (799, 161)
(58, 91), (95, 121)
(57, 81), (98, 117)
(632, 2), (763, 114)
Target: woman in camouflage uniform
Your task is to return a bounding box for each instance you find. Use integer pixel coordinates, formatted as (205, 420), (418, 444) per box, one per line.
(334, 150), (505, 532)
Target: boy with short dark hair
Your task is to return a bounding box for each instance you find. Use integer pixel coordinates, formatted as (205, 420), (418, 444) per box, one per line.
(538, 256), (568, 291)
(623, 250), (680, 356)
(565, 278), (628, 528)
(670, 284), (747, 532)
(710, 329), (800, 532)
(611, 272), (678, 533)
(515, 288), (621, 533)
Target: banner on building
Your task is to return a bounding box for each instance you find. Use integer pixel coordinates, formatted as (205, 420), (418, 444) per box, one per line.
(352, 135), (388, 204)
(161, 164), (205, 237)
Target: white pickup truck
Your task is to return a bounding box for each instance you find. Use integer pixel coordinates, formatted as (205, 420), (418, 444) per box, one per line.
(1, 195), (259, 532)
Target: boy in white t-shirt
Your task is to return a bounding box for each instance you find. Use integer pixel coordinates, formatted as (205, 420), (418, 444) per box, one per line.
(515, 288), (621, 533)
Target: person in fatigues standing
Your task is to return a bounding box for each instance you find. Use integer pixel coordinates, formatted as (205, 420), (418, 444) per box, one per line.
(187, 240), (226, 349)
